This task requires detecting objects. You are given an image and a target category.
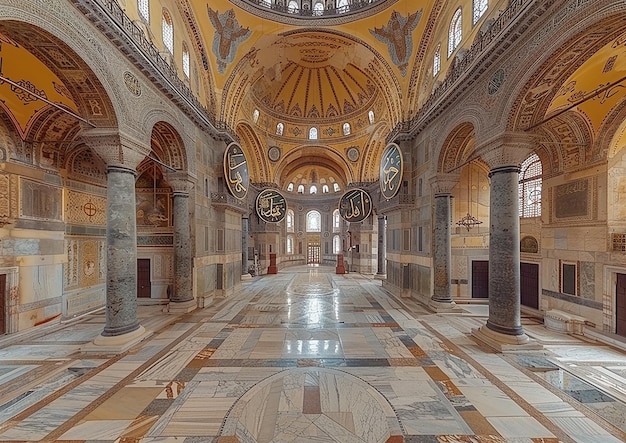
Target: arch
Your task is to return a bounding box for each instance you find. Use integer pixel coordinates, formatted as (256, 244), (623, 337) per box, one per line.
(438, 123), (476, 173)
(274, 145), (353, 187)
(162, 8), (174, 54)
(150, 121), (187, 171)
(0, 20), (118, 128)
(236, 121), (270, 183)
(359, 121), (391, 180)
(507, 14), (626, 133)
(306, 210), (321, 232)
(448, 8), (462, 57)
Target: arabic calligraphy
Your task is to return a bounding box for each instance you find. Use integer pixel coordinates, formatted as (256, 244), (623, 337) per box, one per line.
(339, 188), (372, 223)
(256, 189), (287, 223)
(223, 142), (249, 200)
(379, 143), (403, 200)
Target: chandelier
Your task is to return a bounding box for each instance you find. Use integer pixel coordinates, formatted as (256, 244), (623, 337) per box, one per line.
(456, 162), (482, 231)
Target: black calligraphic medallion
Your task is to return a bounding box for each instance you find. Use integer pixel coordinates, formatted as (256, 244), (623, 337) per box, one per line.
(379, 143), (403, 200)
(223, 142), (249, 200)
(338, 188), (372, 223)
(256, 189), (287, 223)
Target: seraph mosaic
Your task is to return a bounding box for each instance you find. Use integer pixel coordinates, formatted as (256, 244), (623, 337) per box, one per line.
(370, 10), (422, 77)
(207, 7), (251, 74)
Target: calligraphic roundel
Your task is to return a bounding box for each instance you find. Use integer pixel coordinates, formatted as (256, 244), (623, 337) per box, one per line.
(223, 142), (250, 200)
(256, 189), (287, 223)
(380, 143), (403, 200)
(339, 188), (372, 223)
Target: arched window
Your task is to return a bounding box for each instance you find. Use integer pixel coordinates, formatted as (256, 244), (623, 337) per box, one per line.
(288, 0), (299, 12)
(448, 8), (462, 57)
(313, 0), (324, 15)
(333, 235), (342, 254)
(309, 127), (318, 140)
(286, 209), (294, 232)
(162, 9), (174, 54)
(333, 209), (341, 232)
(368, 110), (375, 124)
(138, 0), (150, 23)
(287, 235), (294, 254)
(306, 210), (322, 232)
(333, 183), (340, 192)
(337, 0), (349, 12)
(519, 153), (542, 218)
(310, 185), (317, 195)
(433, 44), (441, 76)
(287, 182), (294, 192)
(297, 184), (305, 194)
(182, 43), (190, 78)
(473, 0), (488, 25)
(343, 122), (351, 136)
(276, 122), (284, 135)
(253, 109), (260, 123)
(322, 184), (329, 193)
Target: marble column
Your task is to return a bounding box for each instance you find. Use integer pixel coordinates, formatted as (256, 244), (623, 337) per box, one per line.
(102, 165), (141, 336)
(432, 193), (453, 304)
(168, 174), (196, 313)
(485, 165), (525, 336)
(429, 174), (459, 311)
(86, 130), (149, 348)
(377, 215), (386, 275)
(242, 217), (249, 276)
(472, 133), (538, 349)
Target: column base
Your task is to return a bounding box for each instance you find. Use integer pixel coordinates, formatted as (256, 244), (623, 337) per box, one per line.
(429, 299), (463, 313)
(84, 325), (151, 354)
(374, 273), (386, 280)
(471, 325), (542, 351)
(167, 299), (197, 314)
(241, 273), (252, 280)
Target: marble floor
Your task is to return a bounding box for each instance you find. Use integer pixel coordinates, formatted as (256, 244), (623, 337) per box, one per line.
(1, 266), (625, 442)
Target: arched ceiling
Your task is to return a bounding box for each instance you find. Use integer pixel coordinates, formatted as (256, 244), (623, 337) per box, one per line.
(183, 0), (436, 187)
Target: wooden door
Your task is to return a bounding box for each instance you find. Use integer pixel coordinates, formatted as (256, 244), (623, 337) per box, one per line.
(307, 244), (320, 264)
(137, 259), (151, 298)
(472, 260), (489, 298)
(0, 274), (5, 335)
(520, 263), (539, 309)
(616, 273), (626, 337)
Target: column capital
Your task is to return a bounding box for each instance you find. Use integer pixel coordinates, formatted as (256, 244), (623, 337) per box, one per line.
(475, 132), (535, 170)
(167, 171), (195, 195)
(429, 172), (460, 195)
(81, 128), (149, 171)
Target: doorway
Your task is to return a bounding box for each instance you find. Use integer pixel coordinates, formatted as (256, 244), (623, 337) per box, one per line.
(521, 263), (539, 309)
(137, 259), (152, 298)
(616, 273), (626, 337)
(472, 260), (489, 298)
(307, 243), (320, 264)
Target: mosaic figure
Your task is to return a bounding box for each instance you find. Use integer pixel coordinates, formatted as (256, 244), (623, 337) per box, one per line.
(370, 10), (422, 76)
(207, 7), (251, 74)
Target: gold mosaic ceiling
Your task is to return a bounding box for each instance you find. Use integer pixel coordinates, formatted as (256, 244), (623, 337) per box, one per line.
(250, 32), (378, 123)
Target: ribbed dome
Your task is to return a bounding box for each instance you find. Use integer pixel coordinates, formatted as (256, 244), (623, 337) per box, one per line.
(250, 32), (378, 124)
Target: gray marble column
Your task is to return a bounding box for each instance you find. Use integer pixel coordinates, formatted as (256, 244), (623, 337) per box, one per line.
(432, 193), (453, 304)
(102, 165), (140, 336)
(171, 191), (193, 303)
(377, 215), (386, 275)
(242, 217), (249, 275)
(486, 165), (524, 336)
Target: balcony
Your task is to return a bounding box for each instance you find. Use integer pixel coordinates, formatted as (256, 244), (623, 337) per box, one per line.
(211, 192), (249, 214)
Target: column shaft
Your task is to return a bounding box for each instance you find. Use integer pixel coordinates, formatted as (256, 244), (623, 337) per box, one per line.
(487, 166), (524, 336)
(172, 192), (193, 303)
(377, 216), (386, 275)
(242, 217), (249, 275)
(432, 194), (452, 303)
(103, 166), (140, 336)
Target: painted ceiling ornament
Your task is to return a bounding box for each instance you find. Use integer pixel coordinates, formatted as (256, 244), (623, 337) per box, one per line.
(369, 10), (422, 77)
(207, 7), (251, 74)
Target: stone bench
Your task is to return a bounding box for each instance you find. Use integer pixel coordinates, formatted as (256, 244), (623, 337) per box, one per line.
(544, 309), (587, 335)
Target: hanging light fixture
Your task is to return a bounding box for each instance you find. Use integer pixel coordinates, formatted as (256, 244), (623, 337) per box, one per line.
(456, 162), (483, 231)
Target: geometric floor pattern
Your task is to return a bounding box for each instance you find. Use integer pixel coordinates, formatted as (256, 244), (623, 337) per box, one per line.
(0, 265), (625, 442)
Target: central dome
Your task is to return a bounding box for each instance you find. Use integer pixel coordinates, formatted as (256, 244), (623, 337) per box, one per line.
(250, 32), (379, 125)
